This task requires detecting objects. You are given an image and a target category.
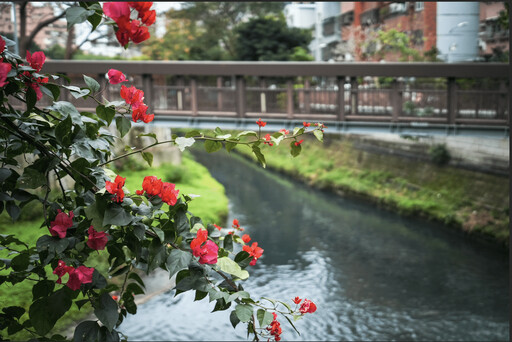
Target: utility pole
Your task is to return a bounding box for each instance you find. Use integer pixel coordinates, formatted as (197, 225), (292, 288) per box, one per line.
(11, 2), (18, 55)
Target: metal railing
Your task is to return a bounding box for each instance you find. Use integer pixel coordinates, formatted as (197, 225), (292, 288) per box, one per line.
(41, 61), (509, 127)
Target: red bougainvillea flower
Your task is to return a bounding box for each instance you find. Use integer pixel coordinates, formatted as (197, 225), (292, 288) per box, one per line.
(213, 224), (222, 231)
(86, 226), (109, 250)
(107, 69), (127, 84)
(26, 50), (46, 72)
(256, 118), (266, 127)
(267, 312), (282, 342)
(0, 62), (11, 88)
(241, 234), (251, 243)
(103, 2), (130, 22)
(160, 182), (179, 206)
(141, 176), (163, 196)
(138, 8), (156, 26)
(0, 36), (5, 54)
(299, 299), (317, 314)
(293, 296), (302, 304)
(303, 122), (311, 127)
(279, 129), (290, 135)
(128, 1), (153, 13)
(53, 260), (73, 284)
(127, 20), (151, 44)
(294, 139), (304, 146)
(120, 85), (144, 107)
(66, 265), (94, 291)
(105, 175), (126, 203)
(112, 295), (119, 301)
(232, 219), (240, 229)
(49, 210), (74, 238)
(190, 229), (219, 264)
(263, 133), (273, 146)
(132, 103), (154, 123)
(243, 242), (264, 266)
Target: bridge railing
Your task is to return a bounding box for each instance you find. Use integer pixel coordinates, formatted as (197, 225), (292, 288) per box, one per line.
(41, 61), (509, 126)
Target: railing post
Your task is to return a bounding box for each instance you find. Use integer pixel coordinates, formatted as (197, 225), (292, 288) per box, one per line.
(391, 79), (400, 121)
(190, 78), (198, 116)
(217, 76), (223, 111)
(350, 77), (358, 115)
(260, 78), (267, 113)
(142, 74), (153, 109)
(498, 80), (507, 123)
(287, 79), (294, 119)
(447, 77), (457, 124)
(336, 76), (345, 121)
(304, 79), (311, 114)
(235, 75), (246, 118)
(177, 77), (184, 111)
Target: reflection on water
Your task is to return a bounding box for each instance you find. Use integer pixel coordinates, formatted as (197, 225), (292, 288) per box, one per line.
(120, 150), (509, 341)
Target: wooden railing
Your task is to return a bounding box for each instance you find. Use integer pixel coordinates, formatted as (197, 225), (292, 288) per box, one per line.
(42, 61), (509, 127)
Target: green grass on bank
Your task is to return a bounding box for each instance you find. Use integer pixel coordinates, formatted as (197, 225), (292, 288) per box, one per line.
(234, 134), (509, 246)
(0, 152), (228, 340)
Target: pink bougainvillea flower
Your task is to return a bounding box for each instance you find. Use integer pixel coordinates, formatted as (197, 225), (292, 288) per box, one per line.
(263, 133), (273, 146)
(66, 265), (94, 291)
(243, 242), (264, 266)
(105, 175), (126, 203)
(256, 118), (266, 127)
(107, 69), (127, 84)
(279, 129), (290, 135)
(53, 260), (73, 284)
(0, 36), (5, 54)
(303, 122), (311, 127)
(120, 85), (144, 107)
(49, 210), (74, 238)
(294, 139), (304, 146)
(190, 229), (219, 264)
(232, 219), (240, 229)
(241, 234), (251, 243)
(141, 175), (163, 197)
(0, 62), (12, 88)
(26, 50), (46, 72)
(213, 224), (222, 231)
(299, 299), (317, 314)
(103, 2), (130, 22)
(86, 226), (109, 250)
(293, 296), (302, 304)
(160, 182), (179, 206)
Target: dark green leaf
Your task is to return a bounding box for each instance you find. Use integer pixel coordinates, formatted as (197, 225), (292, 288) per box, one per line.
(94, 293), (118, 332)
(5, 201), (20, 221)
(225, 141), (237, 153)
(174, 208), (189, 234)
(32, 280), (55, 300)
(204, 140), (222, 153)
(235, 304), (253, 323)
(115, 117), (131, 138)
(66, 6), (95, 29)
(55, 114), (72, 145)
(96, 105), (116, 125)
(128, 272), (145, 289)
(138, 132), (158, 142)
(230, 310), (240, 328)
(165, 249), (192, 278)
(223, 234), (233, 251)
(257, 309), (274, 328)
(26, 86), (37, 111)
(44, 83), (61, 101)
(103, 204), (132, 227)
(212, 298), (231, 312)
(0, 168), (12, 182)
(29, 289), (72, 335)
(11, 252), (30, 271)
(290, 140), (302, 157)
(73, 320), (100, 342)
(252, 146), (266, 168)
(126, 283), (145, 296)
(83, 75), (100, 92)
(141, 152), (153, 167)
(75, 299), (90, 310)
(194, 290), (208, 301)
(2, 306), (25, 319)
(50, 101), (82, 127)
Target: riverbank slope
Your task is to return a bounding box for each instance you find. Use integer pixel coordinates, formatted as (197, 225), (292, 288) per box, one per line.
(233, 133), (509, 247)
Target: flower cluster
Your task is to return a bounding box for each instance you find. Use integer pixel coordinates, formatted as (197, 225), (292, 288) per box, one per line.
(231, 219), (244, 232)
(49, 210), (74, 238)
(190, 229), (219, 264)
(120, 85), (154, 123)
(263, 133), (273, 146)
(103, 2), (155, 47)
(267, 312), (282, 341)
(0, 37), (9, 87)
(105, 174), (126, 203)
(295, 297), (317, 314)
(243, 242), (264, 266)
(136, 176), (180, 206)
(256, 118), (266, 127)
(53, 260), (94, 291)
(22, 50), (48, 100)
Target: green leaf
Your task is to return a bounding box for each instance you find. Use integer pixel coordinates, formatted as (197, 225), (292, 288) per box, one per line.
(66, 6), (95, 29)
(50, 101), (82, 127)
(230, 310), (240, 328)
(83, 75), (100, 92)
(290, 141), (302, 157)
(126, 283), (144, 296)
(227, 291), (250, 303)
(165, 249), (192, 278)
(43, 83), (61, 101)
(185, 130), (201, 138)
(18, 167), (46, 189)
(0, 168), (12, 182)
(174, 208), (189, 234)
(252, 146), (266, 168)
(293, 127), (305, 136)
(313, 129), (324, 142)
(103, 204), (132, 227)
(55, 114), (72, 145)
(29, 289), (72, 336)
(3, 306), (25, 319)
(194, 290), (208, 301)
(5, 201), (20, 221)
(138, 132), (158, 143)
(175, 137), (195, 152)
(96, 105), (116, 125)
(11, 253), (29, 271)
(204, 140), (222, 153)
(115, 116), (131, 138)
(94, 293), (119, 332)
(235, 304), (253, 323)
(223, 234), (233, 252)
(32, 280), (55, 300)
(216, 257), (249, 280)
(73, 320), (100, 342)
(257, 309), (274, 328)
(141, 152), (153, 167)
(225, 141), (237, 153)
(63, 85), (90, 99)
(128, 272), (145, 289)
(237, 131), (258, 138)
(84, 201), (104, 231)
(26, 86), (37, 111)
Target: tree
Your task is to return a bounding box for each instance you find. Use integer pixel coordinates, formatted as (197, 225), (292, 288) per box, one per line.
(233, 15), (313, 61)
(0, 2), (320, 341)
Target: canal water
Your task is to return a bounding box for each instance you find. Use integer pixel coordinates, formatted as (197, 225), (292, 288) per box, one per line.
(119, 150), (509, 341)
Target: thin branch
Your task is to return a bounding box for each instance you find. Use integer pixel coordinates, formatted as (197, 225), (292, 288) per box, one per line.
(26, 10), (67, 48)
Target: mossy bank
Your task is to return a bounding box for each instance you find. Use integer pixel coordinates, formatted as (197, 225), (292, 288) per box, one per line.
(233, 133), (509, 248)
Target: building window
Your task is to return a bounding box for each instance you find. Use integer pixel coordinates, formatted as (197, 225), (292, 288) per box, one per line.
(415, 2), (424, 12)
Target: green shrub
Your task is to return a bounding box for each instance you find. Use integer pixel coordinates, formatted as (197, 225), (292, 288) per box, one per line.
(429, 144), (451, 166)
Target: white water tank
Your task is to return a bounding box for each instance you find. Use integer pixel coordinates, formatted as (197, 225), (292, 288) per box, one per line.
(437, 2), (480, 62)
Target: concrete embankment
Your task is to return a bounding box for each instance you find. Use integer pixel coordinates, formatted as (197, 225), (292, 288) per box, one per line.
(234, 132), (509, 248)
